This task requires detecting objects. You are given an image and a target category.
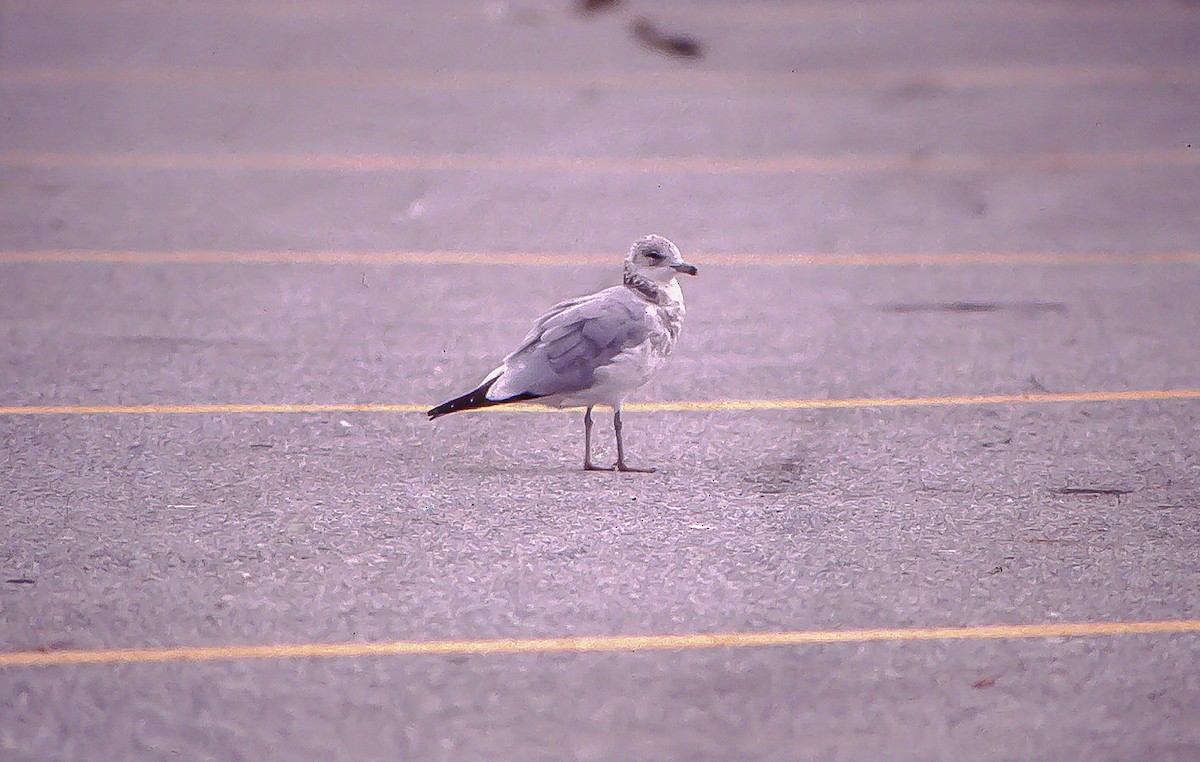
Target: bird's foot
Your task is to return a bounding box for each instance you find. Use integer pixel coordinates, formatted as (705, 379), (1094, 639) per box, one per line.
(584, 462), (616, 472)
(616, 462), (656, 473)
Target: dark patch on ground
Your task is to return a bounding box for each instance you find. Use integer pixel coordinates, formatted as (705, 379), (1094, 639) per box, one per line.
(577, 0), (621, 15)
(877, 301), (1068, 314)
(743, 457), (807, 495)
(1053, 486), (1135, 496)
(630, 17), (704, 59)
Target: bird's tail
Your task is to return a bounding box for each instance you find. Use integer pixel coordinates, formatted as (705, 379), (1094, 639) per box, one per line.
(427, 375), (539, 419)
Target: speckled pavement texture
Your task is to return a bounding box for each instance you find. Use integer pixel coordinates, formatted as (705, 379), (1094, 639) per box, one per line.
(2, 1), (1199, 759)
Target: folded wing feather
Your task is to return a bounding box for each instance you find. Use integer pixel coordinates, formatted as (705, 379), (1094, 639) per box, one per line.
(488, 287), (656, 400)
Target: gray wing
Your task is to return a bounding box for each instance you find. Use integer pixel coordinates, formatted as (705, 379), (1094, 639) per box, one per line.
(498, 288), (655, 398)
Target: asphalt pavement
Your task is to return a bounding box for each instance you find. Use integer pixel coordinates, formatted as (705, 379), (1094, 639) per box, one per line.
(2, 1), (1199, 759)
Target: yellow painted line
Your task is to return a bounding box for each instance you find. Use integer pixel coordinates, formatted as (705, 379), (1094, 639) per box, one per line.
(0, 250), (618, 266)
(3, 149), (1198, 175)
(682, 1), (1193, 25)
(0, 403), (427, 415)
(12, 0), (1174, 25)
(3, 250), (1200, 267)
(3, 619), (1198, 669)
(3, 390), (1199, 417)
(625, 389), (1200, 412)
(0, 403), (426, 416)
(3, 64), (1199, 92)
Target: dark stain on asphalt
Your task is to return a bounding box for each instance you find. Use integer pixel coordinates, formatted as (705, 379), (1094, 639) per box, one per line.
(877, 301), (1068, 314)
(577, 0), (622, 14)
(6, 578), (35, 585)
(744, 457), (807, 495)
(1054, 486), (1135, 496)
(890, 79), (946, 100)
(630, 17), (705, 59)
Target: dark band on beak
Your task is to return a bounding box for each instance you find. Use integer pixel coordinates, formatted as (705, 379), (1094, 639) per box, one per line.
(671, 262), (699, 276)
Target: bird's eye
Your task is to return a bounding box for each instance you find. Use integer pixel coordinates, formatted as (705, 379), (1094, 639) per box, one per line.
(644, 249), (664, 260)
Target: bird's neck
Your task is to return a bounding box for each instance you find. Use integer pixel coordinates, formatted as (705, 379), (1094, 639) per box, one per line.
(623, 264), (685, 310)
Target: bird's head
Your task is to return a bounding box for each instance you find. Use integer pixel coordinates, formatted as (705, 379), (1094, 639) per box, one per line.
(626, 234), (698, 283)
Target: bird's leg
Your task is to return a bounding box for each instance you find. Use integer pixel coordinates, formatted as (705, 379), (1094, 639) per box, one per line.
(583, 406), (614, 471)
(614, 407), (655, 473)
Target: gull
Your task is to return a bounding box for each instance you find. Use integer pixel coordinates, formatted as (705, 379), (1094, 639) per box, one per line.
(428, 234), (698, 472)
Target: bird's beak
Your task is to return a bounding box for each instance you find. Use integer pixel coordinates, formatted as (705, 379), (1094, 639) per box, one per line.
(671, 262), (699, 276)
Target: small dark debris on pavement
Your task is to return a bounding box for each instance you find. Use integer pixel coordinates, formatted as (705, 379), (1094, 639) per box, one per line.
(1054, 486), (1135, 496)
(6, 578), (35, 584)
(577, 0), (622, 15)
(1026, 374), (1051, 393)
(630, 17), (705, 59)
(878, 301), (1068, 314)
(973, 676), (997, 689)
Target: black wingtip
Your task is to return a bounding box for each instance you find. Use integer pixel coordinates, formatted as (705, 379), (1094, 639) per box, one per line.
(428, 377), (540, 420)
(427, 394), (474, 420)
(426, 401), (459, 420)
